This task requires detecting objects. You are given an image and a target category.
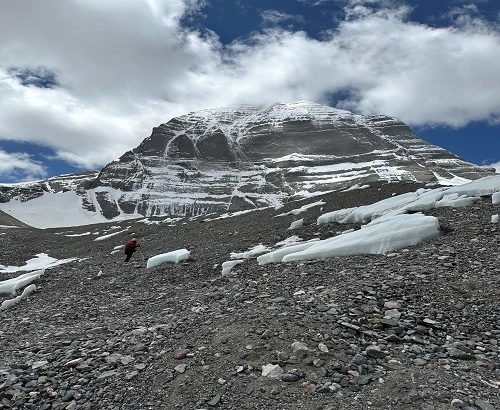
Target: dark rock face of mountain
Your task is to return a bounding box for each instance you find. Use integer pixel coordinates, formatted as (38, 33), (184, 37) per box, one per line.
(90, 101), (493, 218)
(0, 102), (495, 221)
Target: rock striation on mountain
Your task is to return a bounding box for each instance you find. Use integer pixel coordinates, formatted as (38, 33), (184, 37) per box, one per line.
(0, 101), (495, 222)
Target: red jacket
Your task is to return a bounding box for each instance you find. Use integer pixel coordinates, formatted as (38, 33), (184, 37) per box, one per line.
(125, 240), (140, 252)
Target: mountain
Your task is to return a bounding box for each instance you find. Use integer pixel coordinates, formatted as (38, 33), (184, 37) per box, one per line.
(0, 101), (495, 227)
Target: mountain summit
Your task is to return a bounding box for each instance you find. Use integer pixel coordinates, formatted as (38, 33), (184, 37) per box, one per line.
(0, 101), (495, 227)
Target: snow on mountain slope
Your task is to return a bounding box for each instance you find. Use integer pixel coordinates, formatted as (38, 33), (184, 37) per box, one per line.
(0, 190), (143, 229)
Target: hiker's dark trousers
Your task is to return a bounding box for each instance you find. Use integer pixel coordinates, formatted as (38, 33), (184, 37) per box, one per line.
(124, 250), (134, 262)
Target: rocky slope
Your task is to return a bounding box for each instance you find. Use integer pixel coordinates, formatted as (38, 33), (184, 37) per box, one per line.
(0, 181), (498, 410)
(0, 102), (495, 225)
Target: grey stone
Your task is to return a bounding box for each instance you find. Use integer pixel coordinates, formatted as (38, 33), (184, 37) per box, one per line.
(61, 390), (75, 402)
(365, 345), (386, 359)
(207, 393), (222, 407)
(475, 399), (496, 410)
(447, 347), (475, 360)
(281, 373), (301, 382)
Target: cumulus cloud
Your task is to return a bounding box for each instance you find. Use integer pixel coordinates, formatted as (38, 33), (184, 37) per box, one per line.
(0, 150), (47, 182)
(0, 0), (500, 175)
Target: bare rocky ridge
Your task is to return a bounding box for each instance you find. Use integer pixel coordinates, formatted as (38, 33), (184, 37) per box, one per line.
(0, 182), (499, 410)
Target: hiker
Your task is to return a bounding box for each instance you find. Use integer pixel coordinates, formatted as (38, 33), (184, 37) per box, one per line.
(124, 238), (141, 262)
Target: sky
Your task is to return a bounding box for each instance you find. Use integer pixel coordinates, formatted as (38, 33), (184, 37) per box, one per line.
(0, 0), (500, 183)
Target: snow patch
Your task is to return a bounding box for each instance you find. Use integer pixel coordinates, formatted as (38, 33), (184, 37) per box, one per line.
(432, 172), (472, 186)
(280, 213), (439, 262)
(1, 284), (37, 311)
(493, 192), (500, 204)
(230, 245), (271, 260)
(222, 259), (244, 275)
(0, 253), (77, 273)
(146, 249), (190, 268)
(0, 270), (45, 296)
(94, 229), (129, 241)
(288, 219), (304, 230)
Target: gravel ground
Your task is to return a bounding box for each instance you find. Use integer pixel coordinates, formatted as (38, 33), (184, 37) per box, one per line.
(0, 181), (499, 410)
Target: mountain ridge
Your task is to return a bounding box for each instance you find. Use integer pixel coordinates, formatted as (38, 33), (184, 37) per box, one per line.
(0, 101), (495, 228)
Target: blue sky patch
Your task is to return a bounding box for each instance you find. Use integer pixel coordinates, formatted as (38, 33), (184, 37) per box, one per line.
(8, 67), (59, 89)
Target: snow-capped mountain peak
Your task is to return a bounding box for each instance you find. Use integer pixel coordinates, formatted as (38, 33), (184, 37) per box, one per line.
(0, 101), (495, 228)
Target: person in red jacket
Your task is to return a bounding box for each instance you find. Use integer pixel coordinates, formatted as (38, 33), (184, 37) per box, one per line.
(124, 238), (141, 262)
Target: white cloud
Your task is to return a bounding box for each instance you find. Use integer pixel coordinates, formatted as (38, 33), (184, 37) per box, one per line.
(261, 10), (305, 25)
(0, 0), (215, 169)
(0, 0), (499, 175)
(488, 161), (500, 173)
(0, 150), (47, 181)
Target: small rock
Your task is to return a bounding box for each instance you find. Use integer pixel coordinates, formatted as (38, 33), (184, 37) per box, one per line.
(384, 334), (402, 343)
(172, 347), (189, 360)
(207, 393), (222, 407)
(61, 390), (75, 402)
(105, 353), (124, 365)
(31, 360), (48, 370)
(276, 351), (289, 361)
(316, 304), (329, 312)
(64, 358), (84, 367)
(380, 318), (399, 327)
(134, 363), (146, 371)
(281, 373), (301, 382)
(97, 370), (118, 380)
(414, 358), (427, 366)
(475, 399), (496, 410)
(318, 343), (329, 353)
(125, 371), (139, 380)
(119, 355), (135, 365)
(384, 301), (401, 309)
(422, 318), (441, 328)
(365, 345), (386, 359)
(315, 383), (331, 393)
(447, 347), (475, 360)
(301, 382), (316, 392)
(66, 401), (78, 410)
(262, 364), (284, 379)
(291, 341), (309, 352)
(358, 376), (371, 385)
(352, 354), (367, 365)
(384, 309), (401, 319)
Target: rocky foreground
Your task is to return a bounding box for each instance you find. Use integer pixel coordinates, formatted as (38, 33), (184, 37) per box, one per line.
(0, 182), (499, 410)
